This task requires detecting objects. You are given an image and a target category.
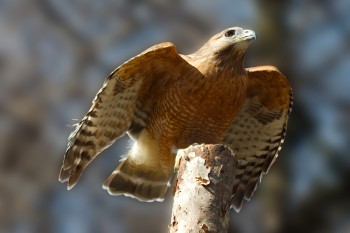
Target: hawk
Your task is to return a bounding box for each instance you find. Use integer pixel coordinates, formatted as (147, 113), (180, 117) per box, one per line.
(59, 27), (292, 212)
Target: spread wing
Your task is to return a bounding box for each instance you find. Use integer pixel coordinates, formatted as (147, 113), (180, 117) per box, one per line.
(59, 42), (190, 189)
(222, 66), (293, 212)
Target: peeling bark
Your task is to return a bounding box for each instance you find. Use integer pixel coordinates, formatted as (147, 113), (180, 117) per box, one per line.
(169, 144), (237, 233)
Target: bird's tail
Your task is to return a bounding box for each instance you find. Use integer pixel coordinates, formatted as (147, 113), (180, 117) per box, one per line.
(102, 156), (172, 201)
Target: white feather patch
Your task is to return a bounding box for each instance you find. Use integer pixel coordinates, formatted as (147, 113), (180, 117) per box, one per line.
(129, 130), (160, 165)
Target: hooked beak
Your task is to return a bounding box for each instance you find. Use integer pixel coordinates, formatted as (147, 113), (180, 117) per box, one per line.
(239, 29), (256, 41)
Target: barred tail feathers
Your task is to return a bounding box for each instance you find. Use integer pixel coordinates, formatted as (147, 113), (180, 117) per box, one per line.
(103, 131), (173, 201)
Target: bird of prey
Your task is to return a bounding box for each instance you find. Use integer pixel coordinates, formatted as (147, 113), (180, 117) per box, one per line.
(59, 27), (292, 212)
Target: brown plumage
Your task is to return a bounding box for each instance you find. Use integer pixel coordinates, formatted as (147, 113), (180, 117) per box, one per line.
(59, 27), (292, 211)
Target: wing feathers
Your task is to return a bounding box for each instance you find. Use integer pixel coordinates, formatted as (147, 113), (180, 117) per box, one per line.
(223, 66), (292, 211)
(59, 42), (187, 188)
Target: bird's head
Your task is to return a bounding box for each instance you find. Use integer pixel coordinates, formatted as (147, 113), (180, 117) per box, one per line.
(193, 27), (256, 72)
(208, 27), (256, 53)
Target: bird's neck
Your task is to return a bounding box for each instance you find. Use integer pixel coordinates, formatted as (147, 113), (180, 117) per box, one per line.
(191, 46), (247, 77)
(214, 46), (247, 76)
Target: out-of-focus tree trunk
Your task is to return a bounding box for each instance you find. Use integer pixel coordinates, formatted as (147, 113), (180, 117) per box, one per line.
(248, 2), (294, 233)
(169, 144), (237, 233)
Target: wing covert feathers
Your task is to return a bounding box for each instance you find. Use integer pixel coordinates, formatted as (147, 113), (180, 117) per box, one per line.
(59, 42), (186, 189)
(224, 66), (293, 211)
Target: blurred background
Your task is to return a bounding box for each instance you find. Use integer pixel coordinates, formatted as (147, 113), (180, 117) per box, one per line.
(1, 0), (349, 232)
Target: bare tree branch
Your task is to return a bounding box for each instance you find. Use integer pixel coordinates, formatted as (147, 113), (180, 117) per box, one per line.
(169, 144), (237, 233)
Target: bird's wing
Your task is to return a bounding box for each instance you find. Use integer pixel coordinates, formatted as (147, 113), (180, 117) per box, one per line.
(222, 66), (293, 212)
(59, 42), (190, 189)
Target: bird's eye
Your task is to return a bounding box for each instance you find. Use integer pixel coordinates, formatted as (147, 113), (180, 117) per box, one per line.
(224, 30), (235, 37)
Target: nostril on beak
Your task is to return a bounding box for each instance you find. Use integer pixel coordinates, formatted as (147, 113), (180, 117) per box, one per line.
(244, 30), (256, 39)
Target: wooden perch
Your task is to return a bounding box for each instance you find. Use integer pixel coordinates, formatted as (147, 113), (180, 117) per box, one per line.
(169, 144), (237, 233)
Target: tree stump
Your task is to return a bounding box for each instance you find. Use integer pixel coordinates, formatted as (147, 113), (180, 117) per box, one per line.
(169, 144), (237, 233)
